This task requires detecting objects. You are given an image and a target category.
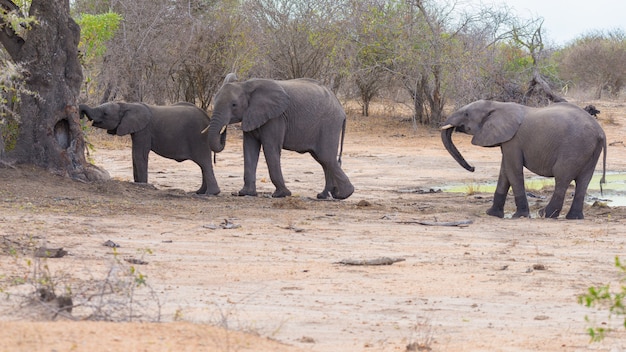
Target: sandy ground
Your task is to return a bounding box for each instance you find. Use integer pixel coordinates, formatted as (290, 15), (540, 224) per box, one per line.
(1, 101), (626, 351)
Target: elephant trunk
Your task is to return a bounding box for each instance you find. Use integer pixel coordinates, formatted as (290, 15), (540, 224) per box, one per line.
(78, 104), (93, 120)
(207, 121), (227, 153)
(441, 125), (475, 172)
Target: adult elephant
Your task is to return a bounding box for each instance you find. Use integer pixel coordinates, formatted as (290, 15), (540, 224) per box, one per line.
(79, 102), (220, 195)
(205, 74), (354, 199)
(441, 100), (606, 219)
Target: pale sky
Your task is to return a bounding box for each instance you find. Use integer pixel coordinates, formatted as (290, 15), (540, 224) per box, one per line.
(463, 0), (625, 46)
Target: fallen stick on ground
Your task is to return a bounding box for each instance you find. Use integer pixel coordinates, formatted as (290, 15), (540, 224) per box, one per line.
(335, 257), (406, 266)
(35, 247), (68, 258)
(398, 219), (473, 227)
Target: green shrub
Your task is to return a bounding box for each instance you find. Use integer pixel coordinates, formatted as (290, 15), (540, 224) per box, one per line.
(578, 256), (626, 342)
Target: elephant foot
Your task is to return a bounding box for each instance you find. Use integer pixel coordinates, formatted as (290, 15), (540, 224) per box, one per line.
(272, 188), (292, 198)
(236, 189), (257, 197)
(512, 210), (530, 218)
(565, 211), (584, 220)
(487, 192), (507, 218)
(317, 190), (330, 199)
(486, 207), (504, 218)
(512, 195), (530, 218)
(196, 187), (220, 196)
(331, 183), (354, 200)
(538, 207), (560, 218)
(197, 190), (221, 196)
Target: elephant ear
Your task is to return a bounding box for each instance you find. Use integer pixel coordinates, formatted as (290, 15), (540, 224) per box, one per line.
(241, 79), (290, 132)
(223, 72), (238, 85)
(116, 103), (151, 136)
(471, 103), (524, 147)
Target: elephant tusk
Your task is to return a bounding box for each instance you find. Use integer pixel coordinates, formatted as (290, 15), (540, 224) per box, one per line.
(440, 124), (454, 130)
(201, 126), (209, 134)
(220, 125), (227, 134)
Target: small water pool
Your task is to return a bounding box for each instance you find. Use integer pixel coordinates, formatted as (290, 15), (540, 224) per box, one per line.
(443, 172), (626, 206)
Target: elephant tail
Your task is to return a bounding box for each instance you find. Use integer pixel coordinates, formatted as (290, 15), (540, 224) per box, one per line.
(600, 136), (607, 195)
(338, 118), (346, 167)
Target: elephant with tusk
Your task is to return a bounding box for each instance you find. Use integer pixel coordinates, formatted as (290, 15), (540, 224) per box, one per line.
(441, 99), (606, 219)
(205, 73), (354, 200)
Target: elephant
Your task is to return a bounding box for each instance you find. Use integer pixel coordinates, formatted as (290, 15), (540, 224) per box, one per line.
(79, 102), (220, 195)
(205, 73), (354, 199)
(441, 99), (606, 219)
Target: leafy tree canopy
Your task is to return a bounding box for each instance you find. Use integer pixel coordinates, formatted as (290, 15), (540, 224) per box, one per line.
(76, 12), (122, 61)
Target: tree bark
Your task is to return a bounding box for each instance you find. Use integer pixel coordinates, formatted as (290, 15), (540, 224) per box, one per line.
(0, 0), (108, 181)
(523, 70), (567, 105)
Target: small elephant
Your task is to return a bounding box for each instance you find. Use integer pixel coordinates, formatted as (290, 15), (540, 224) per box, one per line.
(441, 99), (606, 219)
(205, 74), (354, 199)
(79, 102), (220, 195)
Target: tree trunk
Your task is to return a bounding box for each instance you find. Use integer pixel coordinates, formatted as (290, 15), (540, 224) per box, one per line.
(0, 0), (108, 181)
(595, 84), (603, 100)
(428, 67), (444, 126)
(523, 70), (567, 105)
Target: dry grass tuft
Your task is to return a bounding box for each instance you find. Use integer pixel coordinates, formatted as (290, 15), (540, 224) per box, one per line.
(271, 197), (308, 210)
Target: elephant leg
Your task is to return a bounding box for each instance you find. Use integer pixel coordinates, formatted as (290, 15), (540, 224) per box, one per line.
(540, 178), (570, 218)
(196, 162), (220, 195)
(239, 134), (261, 196)
(512, 195), (530, 218)
(310, 152), (333, 199)
(198, 178), (207, 194)
(487, 192), (507, 218)
(311, 151), (354, 200)
(130, 134), (150, 183)
(566, 180), (588, 219)
(263, 144), (291, 198)
(486, 159), (510, 218)
(566, 172), (594, 220)
(566, 147), (602, 219)
(502, 147), (529, 218)
(329, 167), (353, 200)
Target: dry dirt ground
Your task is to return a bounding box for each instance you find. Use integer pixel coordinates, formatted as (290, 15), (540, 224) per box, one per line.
(1, 101), (626, 352)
